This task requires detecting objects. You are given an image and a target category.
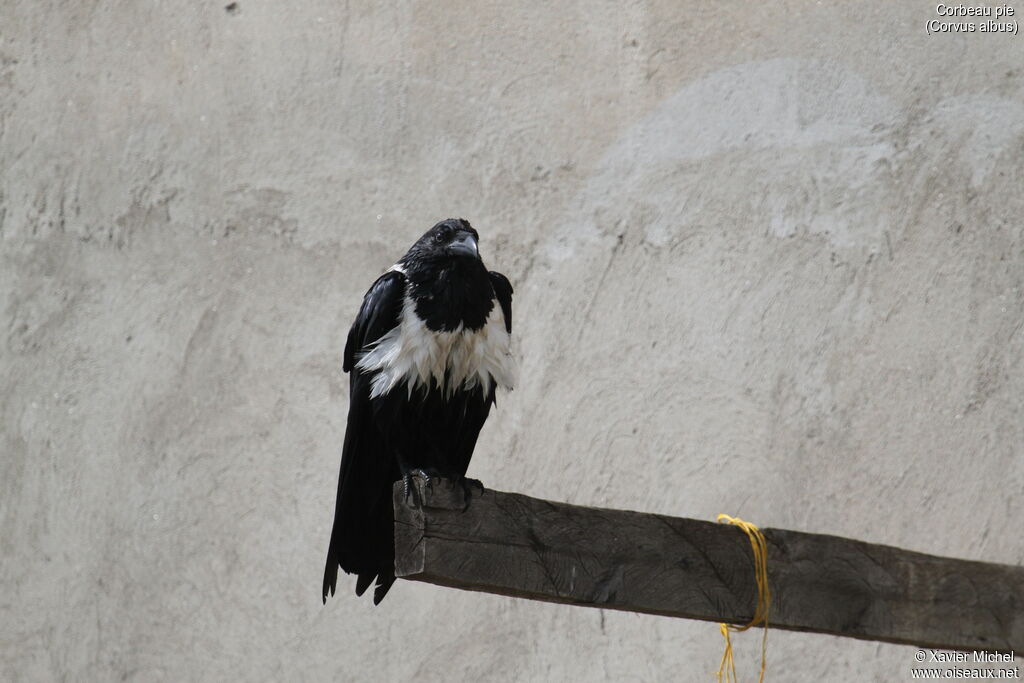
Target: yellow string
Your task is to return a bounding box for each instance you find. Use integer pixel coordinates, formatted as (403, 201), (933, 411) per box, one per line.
(714, 514), (770, 683)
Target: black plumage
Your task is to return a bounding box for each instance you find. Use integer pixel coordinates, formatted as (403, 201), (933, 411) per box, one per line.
(322, 218), (514, 605)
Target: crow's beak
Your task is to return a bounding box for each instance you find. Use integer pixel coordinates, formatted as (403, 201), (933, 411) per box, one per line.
(448, 234), (479, 258)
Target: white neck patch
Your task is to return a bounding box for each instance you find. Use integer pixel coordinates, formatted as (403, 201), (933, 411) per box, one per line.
(355, 291), (515, 399)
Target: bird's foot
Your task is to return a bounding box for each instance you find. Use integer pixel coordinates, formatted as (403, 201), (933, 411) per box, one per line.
(461, 477), (484, 496)
(402, 468), (441, 505)
(459, 477), (485, 511)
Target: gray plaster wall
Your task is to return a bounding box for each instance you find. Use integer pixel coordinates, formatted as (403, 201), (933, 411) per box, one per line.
(2, 2), (1023, 681)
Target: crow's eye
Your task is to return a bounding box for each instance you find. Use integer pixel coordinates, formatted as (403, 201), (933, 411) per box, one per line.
(433, 229), (449, 244)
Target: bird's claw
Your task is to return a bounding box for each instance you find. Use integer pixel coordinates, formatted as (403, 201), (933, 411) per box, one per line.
(461, 477), (484, 496)
(402, 468), (441, 505)
(460, 477), (484, 511)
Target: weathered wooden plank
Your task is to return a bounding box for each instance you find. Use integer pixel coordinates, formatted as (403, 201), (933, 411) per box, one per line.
(393, 478), (1024, 652)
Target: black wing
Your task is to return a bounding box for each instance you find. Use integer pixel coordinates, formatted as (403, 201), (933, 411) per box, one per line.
(323, 270), (406, 604)
(489, 271), (513, 333)
(343, 270), (407, 373)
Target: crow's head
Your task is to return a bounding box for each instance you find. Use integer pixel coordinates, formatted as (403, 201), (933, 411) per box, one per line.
(402, 218), (481, 268)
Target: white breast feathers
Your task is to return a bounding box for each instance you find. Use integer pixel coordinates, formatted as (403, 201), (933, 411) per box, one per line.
(355, 294), (515, 399)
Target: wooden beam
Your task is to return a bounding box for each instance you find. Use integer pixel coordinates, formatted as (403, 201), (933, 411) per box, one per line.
(393, 478), (1024, 652)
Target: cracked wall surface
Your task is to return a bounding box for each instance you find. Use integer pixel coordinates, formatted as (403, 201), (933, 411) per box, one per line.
(2, 2), (1022, 681)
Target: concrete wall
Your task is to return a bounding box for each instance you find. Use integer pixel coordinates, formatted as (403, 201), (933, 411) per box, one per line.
(3, 2), (1022, 681)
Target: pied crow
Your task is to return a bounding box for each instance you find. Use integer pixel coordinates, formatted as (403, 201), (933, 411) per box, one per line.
(322, 218), (514, 605)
